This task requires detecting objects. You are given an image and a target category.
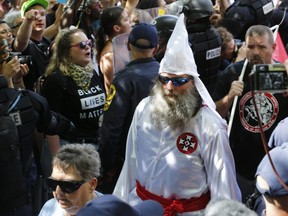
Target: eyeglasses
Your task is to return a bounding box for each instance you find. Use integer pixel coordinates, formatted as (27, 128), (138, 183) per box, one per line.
(158, 75), (193, 87)
(70, 39), (92, 49)
(46, 177), (85, 193)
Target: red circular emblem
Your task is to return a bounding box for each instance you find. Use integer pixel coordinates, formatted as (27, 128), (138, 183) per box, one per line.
(176, 133), (198, 154)
(239, 92), (278, 133)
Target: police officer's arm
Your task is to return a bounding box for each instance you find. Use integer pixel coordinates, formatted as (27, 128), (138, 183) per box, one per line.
(13, 9), (43, 52)
(27, 91), (75, 135)
(215, 80), (244, 118)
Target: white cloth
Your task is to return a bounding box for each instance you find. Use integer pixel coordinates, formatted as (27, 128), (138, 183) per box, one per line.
(113, 97), (242, 216)
(38, 191), (102, 216)
(159, 14), (217, 112)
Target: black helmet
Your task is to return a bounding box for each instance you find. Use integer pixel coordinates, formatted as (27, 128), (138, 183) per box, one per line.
(182, 0), (214, 21)
(151, 15), (178, 34)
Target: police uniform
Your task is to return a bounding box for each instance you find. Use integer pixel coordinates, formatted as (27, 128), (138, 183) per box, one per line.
(0, 76), (74, 215)
(99, 57), (159, 193)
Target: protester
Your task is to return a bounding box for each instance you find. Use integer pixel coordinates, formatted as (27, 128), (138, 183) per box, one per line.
(96, 6), (132, 95)
(99, 22), (160, 193)
(11, 0), (51, 90)
(4, 11), (23, 36)
(77, 194), (163, 216)
(212, 25), (288, 202)
(75, 0), (103, 38)
(255, 143), (288, 216)
(113, 14), (241, 216)
(38, 144), (102, 216)
(40, 28), (105, 158)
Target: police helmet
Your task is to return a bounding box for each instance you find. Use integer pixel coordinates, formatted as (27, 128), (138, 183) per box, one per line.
(151, 15), (178, 34)
(182, 0), (214, 21)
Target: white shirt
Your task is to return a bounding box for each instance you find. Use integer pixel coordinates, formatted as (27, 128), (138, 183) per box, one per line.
(38, 191), (102, 216)
(113, 97), (241, 216)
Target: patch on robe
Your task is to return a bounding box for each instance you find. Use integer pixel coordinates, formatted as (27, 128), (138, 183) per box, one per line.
(176, 132), (198, 154)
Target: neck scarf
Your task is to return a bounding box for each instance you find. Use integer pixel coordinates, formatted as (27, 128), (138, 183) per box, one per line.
(65, 63), (94, 91)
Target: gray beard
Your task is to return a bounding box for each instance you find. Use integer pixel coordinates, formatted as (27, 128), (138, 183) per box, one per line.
(150, 80), (202, 131)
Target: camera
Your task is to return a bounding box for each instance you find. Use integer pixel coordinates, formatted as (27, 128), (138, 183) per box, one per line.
(252, 64), (288, 93)
(6, 52), (32, 67)
(234, 39), (244, 49)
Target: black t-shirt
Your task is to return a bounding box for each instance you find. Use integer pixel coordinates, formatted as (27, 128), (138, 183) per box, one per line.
(12, 37), (51, 90)
(41, 70), (106, 139)
(213, 60), (288, 180)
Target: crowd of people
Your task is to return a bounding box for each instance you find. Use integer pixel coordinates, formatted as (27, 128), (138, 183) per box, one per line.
(0, 0), (288, 215)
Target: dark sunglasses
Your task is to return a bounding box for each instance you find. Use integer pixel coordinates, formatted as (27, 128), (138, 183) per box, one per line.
(70, 39), (92, 49)
(46, 177), (85, 193)
(158, 75), (193, 87)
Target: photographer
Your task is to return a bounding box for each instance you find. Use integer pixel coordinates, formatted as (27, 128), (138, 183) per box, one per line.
(212, 25), (288, 203)
(0, 20), (29, 88)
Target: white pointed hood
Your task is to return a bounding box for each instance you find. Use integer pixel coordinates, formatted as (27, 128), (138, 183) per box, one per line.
(159, 13), (216, 110)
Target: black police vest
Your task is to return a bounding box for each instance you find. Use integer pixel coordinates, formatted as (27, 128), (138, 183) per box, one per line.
(230, 0), (274, 25)
(188, 27), (222, 94)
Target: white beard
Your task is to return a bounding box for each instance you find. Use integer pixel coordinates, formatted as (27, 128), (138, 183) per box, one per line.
(150, 81), (202, 131)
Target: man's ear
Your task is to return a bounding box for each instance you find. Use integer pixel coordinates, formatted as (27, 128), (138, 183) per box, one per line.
(127, 42), (131, 51)
(152, 45), (159, 55)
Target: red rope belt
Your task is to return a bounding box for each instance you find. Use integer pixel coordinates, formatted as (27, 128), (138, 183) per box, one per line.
(136, 180), (210, 216)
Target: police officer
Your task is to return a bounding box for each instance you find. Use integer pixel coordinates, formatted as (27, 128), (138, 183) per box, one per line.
(181, 0), (222, 94)
(0, 59), (74, 215)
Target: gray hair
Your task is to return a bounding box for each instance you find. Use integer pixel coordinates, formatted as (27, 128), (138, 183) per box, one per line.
(4, 11), (22, 29)
(205, 198), (257, 216)
(52, 144), (101, 180)
(245, 25), (274, 45)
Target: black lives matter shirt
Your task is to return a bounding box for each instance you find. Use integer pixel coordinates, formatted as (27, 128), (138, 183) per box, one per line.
(41, 70), (105, 138)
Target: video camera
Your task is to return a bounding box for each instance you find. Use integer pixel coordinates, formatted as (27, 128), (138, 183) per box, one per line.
(6, 52), (32, 67)
(252, 64), (288, 93)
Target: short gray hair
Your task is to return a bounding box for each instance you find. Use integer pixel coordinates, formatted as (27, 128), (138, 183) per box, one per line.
(245, 25), (274, 45)
(52, 144), (101, 180)
(205, 198), (257, 216)
(4, 11), (22, 28)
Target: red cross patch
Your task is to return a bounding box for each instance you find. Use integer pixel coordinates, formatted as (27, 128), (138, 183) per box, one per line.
(176, 133), (198, 154)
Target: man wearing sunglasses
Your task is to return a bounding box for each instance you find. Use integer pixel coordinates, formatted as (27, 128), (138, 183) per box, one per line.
(39, 144), (103, 216)
(113, 14), (241, 215)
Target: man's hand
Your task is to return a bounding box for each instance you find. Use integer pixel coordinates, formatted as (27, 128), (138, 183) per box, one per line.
(210, 13), (222, 27)
(215, 80), (244, 118)
(2, 56), (21, 79)
(228, 80), (244, 100)
(24, 9), (45, 21)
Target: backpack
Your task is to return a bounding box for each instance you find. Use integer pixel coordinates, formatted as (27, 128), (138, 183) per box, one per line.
(0, 90), (28, 212)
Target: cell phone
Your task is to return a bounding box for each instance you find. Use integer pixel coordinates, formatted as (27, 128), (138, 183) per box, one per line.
(253, 64), (288, 93)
